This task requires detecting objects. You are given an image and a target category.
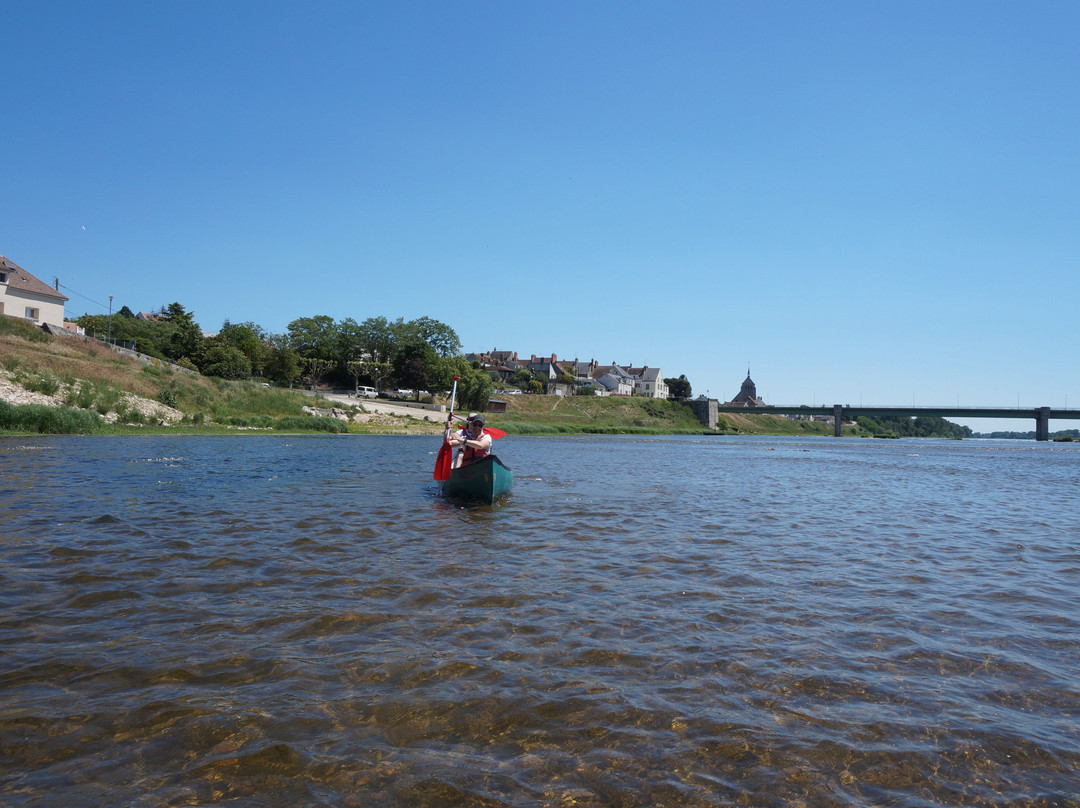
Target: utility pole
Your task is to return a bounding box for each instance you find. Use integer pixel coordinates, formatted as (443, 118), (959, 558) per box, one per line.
(107, 296), (113, 344)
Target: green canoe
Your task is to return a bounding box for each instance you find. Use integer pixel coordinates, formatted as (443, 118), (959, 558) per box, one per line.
(440, 454), (513, 504)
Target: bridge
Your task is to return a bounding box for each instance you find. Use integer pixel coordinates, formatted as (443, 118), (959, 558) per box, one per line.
(712, 404), (1080, 441)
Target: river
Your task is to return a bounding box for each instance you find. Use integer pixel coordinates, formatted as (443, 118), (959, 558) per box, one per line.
(1, 434), (1077, 806)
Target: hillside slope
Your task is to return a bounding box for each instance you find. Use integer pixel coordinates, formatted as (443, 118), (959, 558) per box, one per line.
(0, 318), (418, 433)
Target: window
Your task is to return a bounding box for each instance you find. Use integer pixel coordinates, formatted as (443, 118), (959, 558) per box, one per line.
(25, 307), (39, 320)
(0, 271), (7, 283)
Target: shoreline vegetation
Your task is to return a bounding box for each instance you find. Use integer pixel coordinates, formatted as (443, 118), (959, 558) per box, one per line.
(0, 315), (990, 439)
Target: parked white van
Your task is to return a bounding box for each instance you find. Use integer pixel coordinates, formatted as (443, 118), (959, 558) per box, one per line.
(355, 386), (378, 398)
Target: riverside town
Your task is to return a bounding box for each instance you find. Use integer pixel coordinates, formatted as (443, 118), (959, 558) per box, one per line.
(1, 253), (1073, 440)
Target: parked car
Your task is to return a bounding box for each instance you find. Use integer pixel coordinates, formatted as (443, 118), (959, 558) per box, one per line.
(355, 386), (378, 398)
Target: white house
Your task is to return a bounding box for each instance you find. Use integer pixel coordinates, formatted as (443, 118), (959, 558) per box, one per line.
(594, 363), (635, 396)
(0, 256), (68, 329)
(626, 366), (669, 399)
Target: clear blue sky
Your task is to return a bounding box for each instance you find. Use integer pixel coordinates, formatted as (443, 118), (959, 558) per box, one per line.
(4, 1), (1077, 432)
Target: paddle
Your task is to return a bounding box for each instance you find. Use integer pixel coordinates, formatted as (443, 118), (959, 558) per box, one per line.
(450, 414), (506, 439)
(434, 377), (459, 481)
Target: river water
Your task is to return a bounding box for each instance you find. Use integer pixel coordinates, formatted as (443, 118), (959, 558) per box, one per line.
(1, 434), (1077, 807)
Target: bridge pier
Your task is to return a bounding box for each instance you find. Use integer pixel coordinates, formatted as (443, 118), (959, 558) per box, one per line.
(1036, 407), (1051, 441)
(834, 404), (844, 437)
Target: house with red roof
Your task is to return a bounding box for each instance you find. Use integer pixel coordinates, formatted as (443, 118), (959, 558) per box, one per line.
(0, 255), (68, 329)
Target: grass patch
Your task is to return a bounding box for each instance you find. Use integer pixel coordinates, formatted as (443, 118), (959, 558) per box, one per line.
(0, 316), (50, 343)
(0, 401), (102, 434)
(492, 395), (713, 435)
(274, 416), (348, 433)
(15, 369), (61, 397)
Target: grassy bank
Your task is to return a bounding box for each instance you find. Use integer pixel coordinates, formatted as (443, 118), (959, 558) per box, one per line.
(488, 393), (850, 437)
(1, 318), (379, 435)
(3, 316), (857, 437)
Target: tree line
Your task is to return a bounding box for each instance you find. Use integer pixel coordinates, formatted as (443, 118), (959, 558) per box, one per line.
(856, 414), (972, 439)
(77, 305), (493, 410)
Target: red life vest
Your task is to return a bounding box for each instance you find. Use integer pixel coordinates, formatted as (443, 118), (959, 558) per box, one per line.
(462, 430), (491, 463)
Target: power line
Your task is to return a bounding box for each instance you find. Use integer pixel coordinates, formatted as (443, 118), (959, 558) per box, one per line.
(56, 282), (109, 311)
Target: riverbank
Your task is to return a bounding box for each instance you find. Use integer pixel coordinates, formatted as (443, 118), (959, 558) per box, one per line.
(2, 317), (846, 437)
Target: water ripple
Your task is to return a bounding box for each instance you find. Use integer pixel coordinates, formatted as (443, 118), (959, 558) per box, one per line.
(2, 434), (1079, 806)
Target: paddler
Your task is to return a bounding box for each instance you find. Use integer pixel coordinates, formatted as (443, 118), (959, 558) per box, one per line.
(448, 414), (493, 468)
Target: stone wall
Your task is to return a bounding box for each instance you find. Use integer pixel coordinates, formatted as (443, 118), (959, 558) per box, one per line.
(688, 398), (718, 429)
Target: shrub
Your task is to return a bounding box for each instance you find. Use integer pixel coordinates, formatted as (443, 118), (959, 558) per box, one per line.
(115, 405), (146, 425)
(0, 401), (102, 434)
(93, 386), (123, 415)
(158, 386), (179, 408)
(274, 416), (347, 433)
(65, 381), (97, 410)
(24, 371), (60, 397)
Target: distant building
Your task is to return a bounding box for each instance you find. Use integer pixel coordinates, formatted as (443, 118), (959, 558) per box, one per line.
(592, 363), (635, 396)
(0, 255), (68, 329)
(464, 347), (671, 399)
(526, 353), (567, 380)
(464, 348), (522, 381)
(625, 365), (669, 399)
(727, 369), (765, 407)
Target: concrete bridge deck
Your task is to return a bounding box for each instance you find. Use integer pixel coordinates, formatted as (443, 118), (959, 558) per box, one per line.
(713, 404), (1080, 441)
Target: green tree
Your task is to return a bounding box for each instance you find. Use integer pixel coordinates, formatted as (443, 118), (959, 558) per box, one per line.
(161, 302), (204, 364)
(512, 367), (536, 389)
(399, 316), (461, 357)
(858, 415), (971, 439)
(287, 315), (338, 360)
(200, 343), (251, 380)
(339, 317), (391, 392)
(392, 339), (435, 399)
(76, 312), (172, 358)
(287, 315), (339, 388)
(665, 374), (692, 399)
(435, 357), (494, 412)
(357, 316), (397, 391)
(218, 320), (270, 375)
(263, 342), (302, 386)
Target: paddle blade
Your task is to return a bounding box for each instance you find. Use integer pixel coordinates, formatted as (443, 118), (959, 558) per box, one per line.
(434, 441), (453, 481)
(482, 427), (506, 439)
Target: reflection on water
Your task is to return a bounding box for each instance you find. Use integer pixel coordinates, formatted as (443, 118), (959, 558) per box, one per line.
(1, 434), (1078, 806)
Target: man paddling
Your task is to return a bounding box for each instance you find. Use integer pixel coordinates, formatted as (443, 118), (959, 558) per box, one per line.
(449, 414), (493, 468)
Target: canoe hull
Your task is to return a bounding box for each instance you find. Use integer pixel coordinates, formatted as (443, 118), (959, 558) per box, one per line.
(440, 454), (513, 504)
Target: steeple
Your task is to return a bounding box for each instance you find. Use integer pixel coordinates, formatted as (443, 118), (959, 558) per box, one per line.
(729, 367), (761, 407)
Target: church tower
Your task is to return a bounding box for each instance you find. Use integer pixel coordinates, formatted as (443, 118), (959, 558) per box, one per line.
(729, 368), (762, 407)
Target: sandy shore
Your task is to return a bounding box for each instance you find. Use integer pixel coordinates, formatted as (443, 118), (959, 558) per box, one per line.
(308, 393), (448, 433)
(316, 392), (444, 418)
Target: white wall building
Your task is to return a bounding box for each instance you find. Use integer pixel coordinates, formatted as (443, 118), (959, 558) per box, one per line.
(0, 256), (68, 329)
